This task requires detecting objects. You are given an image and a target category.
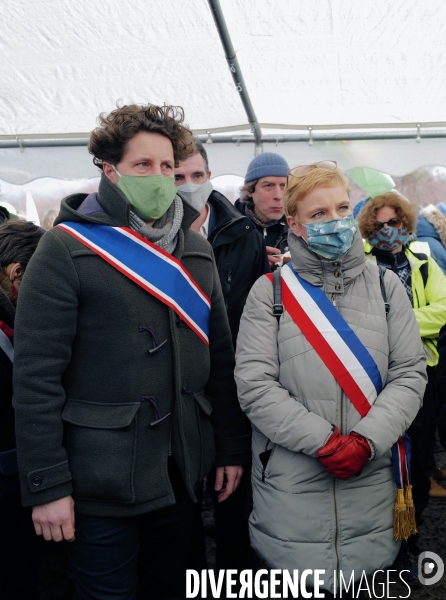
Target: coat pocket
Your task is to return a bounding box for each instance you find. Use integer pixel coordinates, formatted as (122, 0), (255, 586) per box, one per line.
(259, 441), (276, 481)
(62, 399), (141, 503)
(193, 392), (215, 480)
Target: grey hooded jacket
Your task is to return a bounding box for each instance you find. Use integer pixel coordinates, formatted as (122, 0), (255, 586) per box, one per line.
(235, 230), (427, 592)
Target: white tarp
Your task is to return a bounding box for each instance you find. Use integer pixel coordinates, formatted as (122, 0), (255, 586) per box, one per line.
(2, 0), (446, 136)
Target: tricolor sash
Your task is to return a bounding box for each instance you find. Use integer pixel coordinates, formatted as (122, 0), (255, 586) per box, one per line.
(278, 262), (382, 417)
(57, 222), (211, 345)
(268, 263), (415, 539)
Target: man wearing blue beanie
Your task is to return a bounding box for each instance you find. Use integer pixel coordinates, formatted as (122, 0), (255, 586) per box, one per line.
(235, 152), (289, 267)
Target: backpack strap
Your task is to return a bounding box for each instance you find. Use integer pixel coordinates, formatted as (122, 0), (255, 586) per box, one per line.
(378, 264), (390, 316)
(409, 251), (429, 287)
(420, 261), (429, 288)
(272, 268), (283, 323)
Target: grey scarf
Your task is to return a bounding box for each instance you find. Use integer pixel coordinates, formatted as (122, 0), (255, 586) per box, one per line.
(245, 202), (284, 228)
(129, 195), (183, 254)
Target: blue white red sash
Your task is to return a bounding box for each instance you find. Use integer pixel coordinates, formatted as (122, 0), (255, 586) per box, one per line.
(57, 222), (211, 345)
(268, 264), (413, 525)
(392, 433), (411, 489)
(269, 263), (414, 536)
(276, 262), (382, 417)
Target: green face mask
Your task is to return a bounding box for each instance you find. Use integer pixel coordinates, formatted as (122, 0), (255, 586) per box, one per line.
(113, 167), (177, 222)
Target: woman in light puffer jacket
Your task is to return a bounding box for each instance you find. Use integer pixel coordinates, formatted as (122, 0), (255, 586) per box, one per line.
(235, 162), (427, 597)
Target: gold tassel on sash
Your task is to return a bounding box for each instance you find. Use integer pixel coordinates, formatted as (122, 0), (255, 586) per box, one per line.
(404, 484), (417, 537)
(393, 488), (409, 540)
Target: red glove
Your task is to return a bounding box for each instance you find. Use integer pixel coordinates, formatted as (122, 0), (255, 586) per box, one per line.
(317, 428), (371, 480)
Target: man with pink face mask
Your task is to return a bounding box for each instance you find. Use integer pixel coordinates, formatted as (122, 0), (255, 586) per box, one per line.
(236, 152), (289, 268)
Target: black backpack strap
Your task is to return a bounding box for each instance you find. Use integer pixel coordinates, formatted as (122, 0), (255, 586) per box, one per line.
(378, 264), (390, 316)
(410, 251), (429, 287)
(272, 268), (283, 323)
(420, 261), (429, 288)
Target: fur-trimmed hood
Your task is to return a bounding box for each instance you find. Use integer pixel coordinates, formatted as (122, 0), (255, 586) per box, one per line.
(418, 205), (446, 248)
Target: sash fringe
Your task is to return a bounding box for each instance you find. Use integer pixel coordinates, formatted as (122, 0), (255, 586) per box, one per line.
(393, 486), (417, 540)
(393, 488), (410, 541)
(404, 484), (417, 536)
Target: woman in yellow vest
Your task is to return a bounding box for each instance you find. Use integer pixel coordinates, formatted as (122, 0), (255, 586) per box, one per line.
(357, 190), (446, 569)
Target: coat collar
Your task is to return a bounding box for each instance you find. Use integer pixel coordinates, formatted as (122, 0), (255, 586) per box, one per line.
(288, 229), (366, 294)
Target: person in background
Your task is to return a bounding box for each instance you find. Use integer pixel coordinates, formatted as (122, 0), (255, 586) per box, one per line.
(353, 197), (368, 219)
(235, 152), (289, 268)
(175, 140), (268, 573)
(0, 220), (44, 600)
(436, 323), (446, 452)
(12, 103), (250, 600)
(357, 191), (446, 576)
(0, 205), (11, 225)
(175, 139), (269, 346)
(0, 202), (19, 225)
(235, 162), (426, 598)
(417, 203), (446, 275)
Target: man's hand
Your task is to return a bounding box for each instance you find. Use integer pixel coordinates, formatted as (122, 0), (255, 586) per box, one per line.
(32, 495), (75, 542)
(214, 466), (244, 502)
(266, 246), (282, 268)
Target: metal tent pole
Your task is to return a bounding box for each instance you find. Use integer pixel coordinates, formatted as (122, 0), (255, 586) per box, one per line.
(2, 126), (446, 148)
(207, 0), (262, 145)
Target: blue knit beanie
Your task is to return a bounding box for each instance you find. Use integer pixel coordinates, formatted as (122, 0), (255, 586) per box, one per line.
(244, 152), (289, 183)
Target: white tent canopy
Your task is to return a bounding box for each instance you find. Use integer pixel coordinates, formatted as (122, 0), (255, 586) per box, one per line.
(2, 0), (446, 137)
(1, 0), (446, 198)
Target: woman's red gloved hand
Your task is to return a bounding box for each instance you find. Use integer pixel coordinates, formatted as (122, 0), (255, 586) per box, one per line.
(317, 427), (371, 480)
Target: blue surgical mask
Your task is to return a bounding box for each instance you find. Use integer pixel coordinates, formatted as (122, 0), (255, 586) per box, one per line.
(368, 225), (409, 252)
(303, 214), (358, 260)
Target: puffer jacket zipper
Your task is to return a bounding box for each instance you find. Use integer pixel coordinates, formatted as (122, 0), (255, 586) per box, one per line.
(333, 366), (343, 575)
(333, 478), (341, 576)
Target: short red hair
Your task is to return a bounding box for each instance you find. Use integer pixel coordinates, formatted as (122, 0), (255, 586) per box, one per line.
(284, 168), (350, 217)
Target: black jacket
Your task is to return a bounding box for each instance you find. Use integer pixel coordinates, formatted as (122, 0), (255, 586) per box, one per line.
(207, 191), (270, 346)
(0, 289), (15, 453)
(437, 324), (446, 450)
(13, 175), (250, 516)
(235, 199), (288, 253)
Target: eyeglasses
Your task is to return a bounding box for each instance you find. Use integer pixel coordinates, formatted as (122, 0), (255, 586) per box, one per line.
(287, 160), (337, 181)
(373, 217), (402, 232)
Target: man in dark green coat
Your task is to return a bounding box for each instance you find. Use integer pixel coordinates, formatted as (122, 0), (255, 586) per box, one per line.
(13, 103), (250, 599)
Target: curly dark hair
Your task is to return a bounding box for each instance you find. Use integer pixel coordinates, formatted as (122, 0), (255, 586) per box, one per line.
(0, 220), (45, 270)
(357, 191), (419, 239)
(88, 103), (196, 169)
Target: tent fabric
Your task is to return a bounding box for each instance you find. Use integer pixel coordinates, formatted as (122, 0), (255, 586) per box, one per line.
(2, 0), (446, 137)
